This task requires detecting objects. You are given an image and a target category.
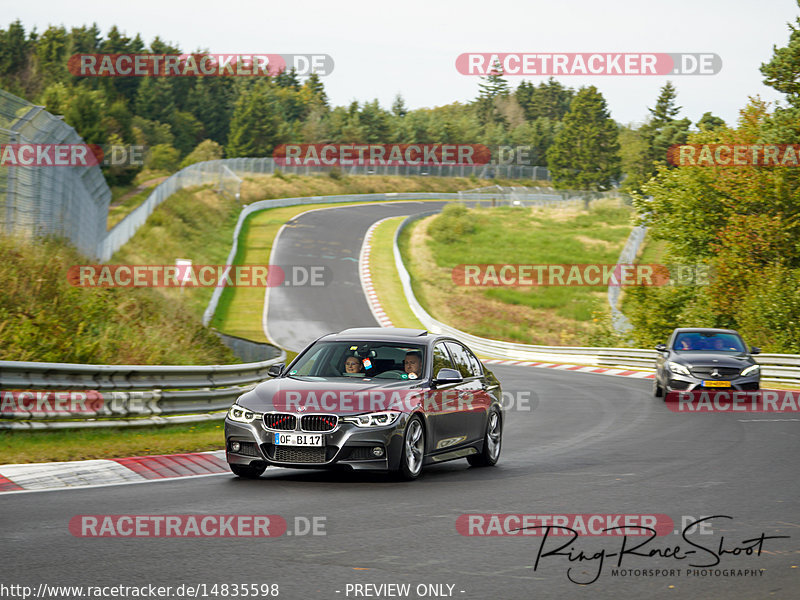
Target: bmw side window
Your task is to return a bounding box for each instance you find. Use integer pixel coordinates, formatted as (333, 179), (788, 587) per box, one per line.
(464, 346), (483, 376)
(432, 343), (455, 375)
(445, 342), (474, 378)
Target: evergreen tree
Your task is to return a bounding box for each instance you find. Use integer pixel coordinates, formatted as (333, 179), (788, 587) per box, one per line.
(514, 81), (534, 118)
(476, 60), (510, 125)
(303, 72), (328, 107)
(0, 20), (34, 95)
(226, 81), (287, 156)
(760, 5), (800, 143)
(135, 76), (175, 123)
(275, 67), (301, 90)
(63, 87), (108, 144)
(391, 93), (408, 117)
(359, 99), (393, 142)
(35, 26), (68, 87)
(477, 59), (510, 98)
(545, 86), (621, 190)
(696, 112), (726, 131)
(760, 6), (800, 106)
(623, 82), (691, 192)
(186, 77), (237, 145)
(68, 23), (101, 53)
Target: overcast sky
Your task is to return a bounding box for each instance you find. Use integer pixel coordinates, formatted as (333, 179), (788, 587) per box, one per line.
(8, 0), (799, 127)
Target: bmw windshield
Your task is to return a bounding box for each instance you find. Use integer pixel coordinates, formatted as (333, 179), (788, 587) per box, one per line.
(287, 341), (427, 380)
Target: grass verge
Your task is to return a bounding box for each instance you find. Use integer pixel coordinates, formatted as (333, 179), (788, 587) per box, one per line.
(107, 184), (159, 230)
(0, 420), (225, 465)
(401, 199), (635, 346)
(367, 217), (426, 329)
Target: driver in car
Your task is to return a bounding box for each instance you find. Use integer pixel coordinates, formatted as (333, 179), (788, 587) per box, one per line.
(403, 351), (423, 379)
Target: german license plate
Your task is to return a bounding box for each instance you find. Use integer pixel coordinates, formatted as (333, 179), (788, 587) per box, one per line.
(702, 380), (731, 388)
(274, 432), (323, 446)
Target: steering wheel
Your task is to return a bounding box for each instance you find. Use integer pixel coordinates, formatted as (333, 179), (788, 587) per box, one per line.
(373, 369), (406, 379)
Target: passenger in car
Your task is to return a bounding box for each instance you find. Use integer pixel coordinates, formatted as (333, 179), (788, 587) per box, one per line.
(343, 356), (365, 376)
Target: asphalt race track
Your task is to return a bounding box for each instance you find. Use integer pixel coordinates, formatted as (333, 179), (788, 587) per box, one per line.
(266, 200), (448, 351)
(2, 202), (798, 599)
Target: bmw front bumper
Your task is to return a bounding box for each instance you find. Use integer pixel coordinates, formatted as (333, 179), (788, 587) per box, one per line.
(224, 414), (412, 472)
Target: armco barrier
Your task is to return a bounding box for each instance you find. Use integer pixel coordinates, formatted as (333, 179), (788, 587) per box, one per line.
(0, 351), (285, 429)
(391, 213), (800, 386)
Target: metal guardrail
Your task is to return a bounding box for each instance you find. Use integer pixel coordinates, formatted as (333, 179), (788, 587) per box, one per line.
(391, 213), (800, 386)
(0, 351), (285, 429)
(609, 225), (647, 334)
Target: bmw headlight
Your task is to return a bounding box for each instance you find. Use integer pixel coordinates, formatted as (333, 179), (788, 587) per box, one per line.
(227, 403), (261, 424)
(342, 411), (401, 427)
(667, 361), (691, 376)
(741, 364), (760, 377)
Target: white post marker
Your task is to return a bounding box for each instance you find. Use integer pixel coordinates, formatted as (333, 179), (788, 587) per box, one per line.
(176, 258), (193, 292)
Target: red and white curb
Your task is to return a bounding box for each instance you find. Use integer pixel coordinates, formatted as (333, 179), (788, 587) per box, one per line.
(483, 359), (655, 379)
(359, 217), (396, 327)
(0, 450), (230, 494)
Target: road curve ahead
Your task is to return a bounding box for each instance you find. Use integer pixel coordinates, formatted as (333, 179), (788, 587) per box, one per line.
(266, 201), (446, 350)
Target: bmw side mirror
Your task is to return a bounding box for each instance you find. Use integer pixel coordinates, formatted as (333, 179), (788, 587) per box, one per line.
(268, 363), (285, 377)
(655, 344), (667, 352)
(750, 347), (761, 355)
(435, 368), (463, 384)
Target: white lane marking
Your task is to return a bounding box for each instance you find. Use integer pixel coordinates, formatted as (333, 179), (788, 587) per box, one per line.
(738, 419), (800, 422)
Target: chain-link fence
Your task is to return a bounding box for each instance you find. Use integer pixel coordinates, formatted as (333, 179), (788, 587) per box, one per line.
(215, 156), (550, 181)
(0, 89), (110, 258)
(457, 185), (631, 208)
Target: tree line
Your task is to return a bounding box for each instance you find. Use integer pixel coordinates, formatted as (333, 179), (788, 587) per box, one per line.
(0, 19), (720, 190)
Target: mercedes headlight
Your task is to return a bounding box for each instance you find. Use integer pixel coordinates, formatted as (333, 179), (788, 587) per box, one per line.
(667, 361), (691, 376)
(342, 411), (401, 427)
(227, 403), (261, 424)
(741, 364), (760, 377)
